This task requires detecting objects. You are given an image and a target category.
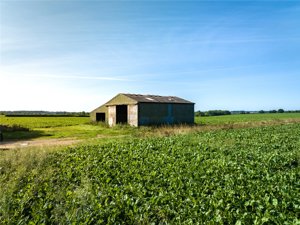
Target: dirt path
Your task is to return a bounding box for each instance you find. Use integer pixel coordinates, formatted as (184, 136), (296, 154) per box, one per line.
(0, 138), (80, 150)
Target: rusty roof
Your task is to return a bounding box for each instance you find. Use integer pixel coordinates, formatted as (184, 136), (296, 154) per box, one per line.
(122, 93), (194, 104)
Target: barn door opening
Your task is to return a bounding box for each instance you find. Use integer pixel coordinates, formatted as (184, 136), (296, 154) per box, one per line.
(116, 105), (128, 124)
(96, 113), (105, 122)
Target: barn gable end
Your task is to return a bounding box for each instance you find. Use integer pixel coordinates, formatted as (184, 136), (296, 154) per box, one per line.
(90, 104), (107, 123)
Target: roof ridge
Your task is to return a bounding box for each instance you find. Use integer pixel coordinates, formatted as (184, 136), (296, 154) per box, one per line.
(119, 93), (193, 104)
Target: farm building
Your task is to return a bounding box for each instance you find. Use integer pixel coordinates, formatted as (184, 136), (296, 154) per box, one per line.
(90, 93), (195, 127)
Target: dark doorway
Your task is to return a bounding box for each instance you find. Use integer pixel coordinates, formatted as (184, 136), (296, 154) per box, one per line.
(96, 113), (105, 122)
(116, 105), (128, 124)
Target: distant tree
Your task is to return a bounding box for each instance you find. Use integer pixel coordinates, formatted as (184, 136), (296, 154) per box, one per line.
(195, 111), (204, 117)
(269, 110), (277, 114)
(278, 109), (285, 113)
(206, 110), (231, 116)
(258, 110), (265, 114)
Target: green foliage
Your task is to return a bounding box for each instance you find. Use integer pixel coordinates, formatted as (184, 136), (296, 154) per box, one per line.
(206, 110), (231, 116)
(194, 110), (205, 117)
(195, 110), (231, 117)
(1, 124), (299, 224)
(269, 110), (277, 114)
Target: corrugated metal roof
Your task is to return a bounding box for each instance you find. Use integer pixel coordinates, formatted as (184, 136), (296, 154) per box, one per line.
(122, 93), (194, 104)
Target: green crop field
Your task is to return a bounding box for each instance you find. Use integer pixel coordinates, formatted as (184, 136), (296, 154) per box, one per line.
(0, 116), (92, 141)
(2, 113), (300, 129)
(0, 115), (90, 129)
(196, 113), (300, 125)
(0, 114), (300, 224)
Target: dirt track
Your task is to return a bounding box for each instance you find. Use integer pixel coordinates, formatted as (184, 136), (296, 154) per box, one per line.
(0, 138), (80, 150)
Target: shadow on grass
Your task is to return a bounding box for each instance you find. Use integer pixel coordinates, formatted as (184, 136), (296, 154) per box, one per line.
(0, 125), (51, 142)
(1, 131), (52, 141)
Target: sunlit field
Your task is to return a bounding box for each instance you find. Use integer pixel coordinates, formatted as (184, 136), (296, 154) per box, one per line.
(1, 113), (300, 224)
(0, 115), (89, 128)
(196, 112), (300, 125)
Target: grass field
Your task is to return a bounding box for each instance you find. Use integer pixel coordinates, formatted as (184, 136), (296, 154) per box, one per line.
(1, 113), (300, 141)
(196, 112), (300, 125)
(0, 113), (300, 224)
(0, 115), (89, 129)
(2, 113), (300, 129)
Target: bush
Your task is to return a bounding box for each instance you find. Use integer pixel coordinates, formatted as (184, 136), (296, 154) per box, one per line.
(206, 110), (231, 116)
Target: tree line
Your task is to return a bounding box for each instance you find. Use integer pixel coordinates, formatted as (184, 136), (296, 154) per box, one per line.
(0, 111), (89, 117)
(195, 110), (231, 117)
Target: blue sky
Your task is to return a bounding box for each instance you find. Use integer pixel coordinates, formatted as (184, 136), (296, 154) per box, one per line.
(1, 0), (300, 111)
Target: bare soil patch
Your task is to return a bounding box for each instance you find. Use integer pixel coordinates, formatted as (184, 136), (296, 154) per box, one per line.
(0, 138), (80, 150)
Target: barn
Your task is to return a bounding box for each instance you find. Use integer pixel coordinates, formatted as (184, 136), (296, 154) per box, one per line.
(90, 93), (195, 127)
